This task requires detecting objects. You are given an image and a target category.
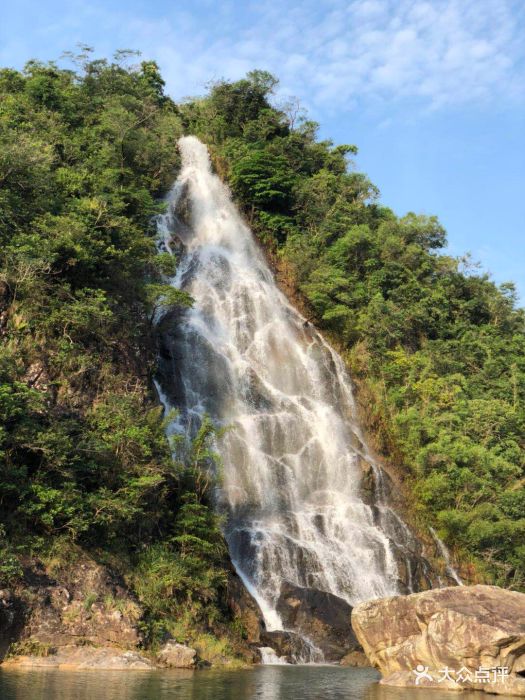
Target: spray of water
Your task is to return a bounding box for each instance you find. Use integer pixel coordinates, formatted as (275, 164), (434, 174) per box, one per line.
(156, 136), (414, 639)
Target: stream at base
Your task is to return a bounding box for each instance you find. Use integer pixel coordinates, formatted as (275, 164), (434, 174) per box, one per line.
(0, 667), (517, 700)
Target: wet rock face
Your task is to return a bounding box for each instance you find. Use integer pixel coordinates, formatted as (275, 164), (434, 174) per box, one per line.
(260, 630), (314, 664)
(389, 539), (436, 595)
(339, 649), (370, 667)
(275, 582), (359, 661)
(226, 570), (265, 644)
(155, 309), (191, 408)
(352, 585), (525, 697)
(174, 182), (192, 227)
(357, 458), (442, 595)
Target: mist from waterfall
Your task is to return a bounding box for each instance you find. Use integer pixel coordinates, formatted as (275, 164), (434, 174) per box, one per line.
(156, 135), (404, 633)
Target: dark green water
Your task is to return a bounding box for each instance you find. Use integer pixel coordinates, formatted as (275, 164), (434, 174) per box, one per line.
(0, 666), (506, 700)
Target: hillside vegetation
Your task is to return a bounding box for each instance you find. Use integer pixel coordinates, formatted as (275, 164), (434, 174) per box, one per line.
(0, 51), (238, 653)
(0, 49), (524, 645)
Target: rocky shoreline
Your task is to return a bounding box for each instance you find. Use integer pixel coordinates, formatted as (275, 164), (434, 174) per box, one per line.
(1, 639), (203, 671)
(3, 548), (524, 696)
(0, 551), (368, 671)
(0, 554), (258, 671)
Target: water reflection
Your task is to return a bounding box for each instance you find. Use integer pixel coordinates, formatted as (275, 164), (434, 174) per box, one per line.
(0, 666), (514, 700)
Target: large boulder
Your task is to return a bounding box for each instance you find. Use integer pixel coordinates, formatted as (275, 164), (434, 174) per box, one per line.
(352, 585), (525, 696)
(157, 641), (197, 669)
(276, 582), (358, 661)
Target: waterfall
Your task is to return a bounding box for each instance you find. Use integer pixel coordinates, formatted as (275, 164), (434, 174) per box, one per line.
(155, 135), (411, 638)
(429, 527), (463, 586)
(258, 648), (288, 665)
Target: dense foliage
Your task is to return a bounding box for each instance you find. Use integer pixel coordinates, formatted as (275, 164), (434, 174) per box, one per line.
(1, 52), (524, 637)
(180, 71), (525, 588)
(0, 51), (231, 644)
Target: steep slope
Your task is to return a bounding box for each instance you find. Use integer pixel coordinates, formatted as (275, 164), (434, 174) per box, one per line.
(0, 54), (255, 664)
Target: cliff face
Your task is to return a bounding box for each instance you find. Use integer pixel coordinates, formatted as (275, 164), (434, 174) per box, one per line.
(198, 75), (525, 591)
(0, 553), (263, 668)
(213, 160), (460, 597)
(0, 554), (144, 666)
(0, 57), (261, 666)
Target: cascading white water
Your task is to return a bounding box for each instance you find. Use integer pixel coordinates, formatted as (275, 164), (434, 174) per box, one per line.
(258, 647), (288, 665)
(429, 527), (463, 586)
(156, 135), (403, 635)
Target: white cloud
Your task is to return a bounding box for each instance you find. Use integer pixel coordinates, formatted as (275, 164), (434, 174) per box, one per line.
(149, 0), (523, 114)
(2, 0), (524, 114)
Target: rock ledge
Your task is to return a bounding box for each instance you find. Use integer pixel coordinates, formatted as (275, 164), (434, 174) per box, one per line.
(2, 645), (153, 670)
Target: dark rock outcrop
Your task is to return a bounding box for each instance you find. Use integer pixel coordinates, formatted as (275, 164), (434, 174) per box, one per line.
(1, 554), (269, 670)
(16, 557), (141, 653)
(276, 582), (358, 661)
(260, 629), (315, 663)
(226, 570), (265, 644)
(357, 457), (442, 595)
(0, 590), (25, 659)
(339, 649), (370, 667)
(352, 584), (525, 696)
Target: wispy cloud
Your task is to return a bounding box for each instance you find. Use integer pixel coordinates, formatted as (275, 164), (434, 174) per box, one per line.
(2, 0), (524, 113)
(137, 0), (525, 112)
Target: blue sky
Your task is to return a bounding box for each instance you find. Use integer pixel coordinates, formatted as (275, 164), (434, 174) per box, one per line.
(2, 0), (524, 300)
